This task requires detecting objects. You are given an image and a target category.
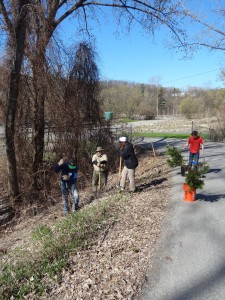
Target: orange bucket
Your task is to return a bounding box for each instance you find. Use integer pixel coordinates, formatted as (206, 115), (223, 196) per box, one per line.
(183, 183), (196, 202)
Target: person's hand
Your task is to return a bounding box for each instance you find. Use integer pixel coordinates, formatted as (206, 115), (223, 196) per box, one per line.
(62, 175), (68, 180)
(58, 158), (64, 166)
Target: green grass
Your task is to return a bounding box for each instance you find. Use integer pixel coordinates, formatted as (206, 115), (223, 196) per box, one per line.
(0, 193), (128, 300)
(133, 132), (208, 139)
(120, 118), (137, 123)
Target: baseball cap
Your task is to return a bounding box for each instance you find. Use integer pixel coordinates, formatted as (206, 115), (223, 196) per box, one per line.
(119, 136), (127, 142)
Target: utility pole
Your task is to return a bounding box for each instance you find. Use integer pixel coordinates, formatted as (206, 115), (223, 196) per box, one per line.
(173, 87), (176, 116)
(156, 90), (159, 117)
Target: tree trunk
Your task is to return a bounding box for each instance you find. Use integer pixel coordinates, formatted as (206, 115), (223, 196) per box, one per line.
(32, 54), (46, 191)
(5, 1), (29, 202)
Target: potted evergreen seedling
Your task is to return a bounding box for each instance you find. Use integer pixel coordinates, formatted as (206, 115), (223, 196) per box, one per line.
(183, 163), (209, 201)
(166, 145), (209, 201)
(166, 145), (188, 175)
(184, 162), (209, 189)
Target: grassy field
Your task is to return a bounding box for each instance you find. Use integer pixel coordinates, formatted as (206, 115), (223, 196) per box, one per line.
(133, 132), (208, 139)
(120, 118), (137, 123)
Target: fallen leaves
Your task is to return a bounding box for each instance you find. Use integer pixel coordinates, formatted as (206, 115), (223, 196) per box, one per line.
(1, 155), (171, 299)
(44, 157), (171, 300)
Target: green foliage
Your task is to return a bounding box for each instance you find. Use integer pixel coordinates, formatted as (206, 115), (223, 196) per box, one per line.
(185, 163), (209, 190)
(133, 132), (192, 139)
(120, 118), (136, 123)
(32, 225), (53, 241)
(166, 146), (183, 167)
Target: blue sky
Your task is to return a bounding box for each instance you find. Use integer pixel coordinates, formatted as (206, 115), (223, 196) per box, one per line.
(95, 26), (224, 90)
(58, 6), (225, 91)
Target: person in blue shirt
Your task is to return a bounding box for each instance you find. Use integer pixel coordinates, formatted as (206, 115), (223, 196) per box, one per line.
(55, 156), (79, 215)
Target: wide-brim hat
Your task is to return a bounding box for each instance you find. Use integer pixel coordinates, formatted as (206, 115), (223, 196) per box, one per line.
(96, 146), (104, 152)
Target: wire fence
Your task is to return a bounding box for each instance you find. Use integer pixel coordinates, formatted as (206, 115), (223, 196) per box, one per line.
(0, 120), (224, 159)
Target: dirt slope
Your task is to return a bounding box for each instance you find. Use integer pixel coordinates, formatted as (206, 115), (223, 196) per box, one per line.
(0, 154), (171, 299)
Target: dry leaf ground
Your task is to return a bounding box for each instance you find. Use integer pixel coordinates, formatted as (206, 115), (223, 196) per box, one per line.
(0, 152), (171, 299)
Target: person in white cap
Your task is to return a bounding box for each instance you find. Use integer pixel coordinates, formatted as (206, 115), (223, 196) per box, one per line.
(92, 146), (108, 193)
(118, 137), (138, 192)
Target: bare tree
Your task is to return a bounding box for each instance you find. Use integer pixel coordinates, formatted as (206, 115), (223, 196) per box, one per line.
(24, 1), (189, 192)
(175, 1), (225, 53)
(0, 0), (29, 201)
(0, 0), (193, 202)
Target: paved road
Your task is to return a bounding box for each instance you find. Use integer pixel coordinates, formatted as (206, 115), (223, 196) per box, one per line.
(139, 138), (225, 300)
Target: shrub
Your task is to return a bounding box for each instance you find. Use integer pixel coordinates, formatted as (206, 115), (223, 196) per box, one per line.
(166, 146), (183, 168)
(185, 163), (209, 190)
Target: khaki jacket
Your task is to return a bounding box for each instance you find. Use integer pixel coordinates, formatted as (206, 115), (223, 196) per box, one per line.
(92, 153), (108, 172)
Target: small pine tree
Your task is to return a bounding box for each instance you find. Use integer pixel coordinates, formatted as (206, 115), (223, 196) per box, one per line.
(166, 146), (183, 168)
(185, 164), (209, 190)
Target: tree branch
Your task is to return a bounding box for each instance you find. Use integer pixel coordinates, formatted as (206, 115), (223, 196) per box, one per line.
(0, 0), (13, 36)
(54, 0), (87, 27)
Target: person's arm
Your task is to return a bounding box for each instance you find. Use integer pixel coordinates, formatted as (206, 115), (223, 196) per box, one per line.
(92, 154), (98, 165)
(182, 142), (189, 150)
(201, 143), (204, 155)
(54, 158), (64, 172)
(120, 144), (131, 159)
(92, 155), (102, 168)
(100, 154), (108, 167)
(183, 138), (190, 150)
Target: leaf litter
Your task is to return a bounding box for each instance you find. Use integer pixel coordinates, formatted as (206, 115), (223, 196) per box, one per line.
(1, 153), (171, 299)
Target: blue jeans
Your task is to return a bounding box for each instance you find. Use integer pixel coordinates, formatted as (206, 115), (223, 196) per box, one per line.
(60, 181), (79, 213)
(189, 152), (199, 167)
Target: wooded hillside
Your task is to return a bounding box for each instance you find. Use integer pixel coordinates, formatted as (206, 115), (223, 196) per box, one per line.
(100, 80), (225, 120)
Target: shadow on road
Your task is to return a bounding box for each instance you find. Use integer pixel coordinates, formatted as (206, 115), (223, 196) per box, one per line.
(175, 168), (222, 177)
(206, 168), (222, 174)
(137, 178), (168, 192)
(197, 193), (225, 202)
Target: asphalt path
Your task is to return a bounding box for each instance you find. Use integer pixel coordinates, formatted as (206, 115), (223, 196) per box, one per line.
(138, 138), (225, 300)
